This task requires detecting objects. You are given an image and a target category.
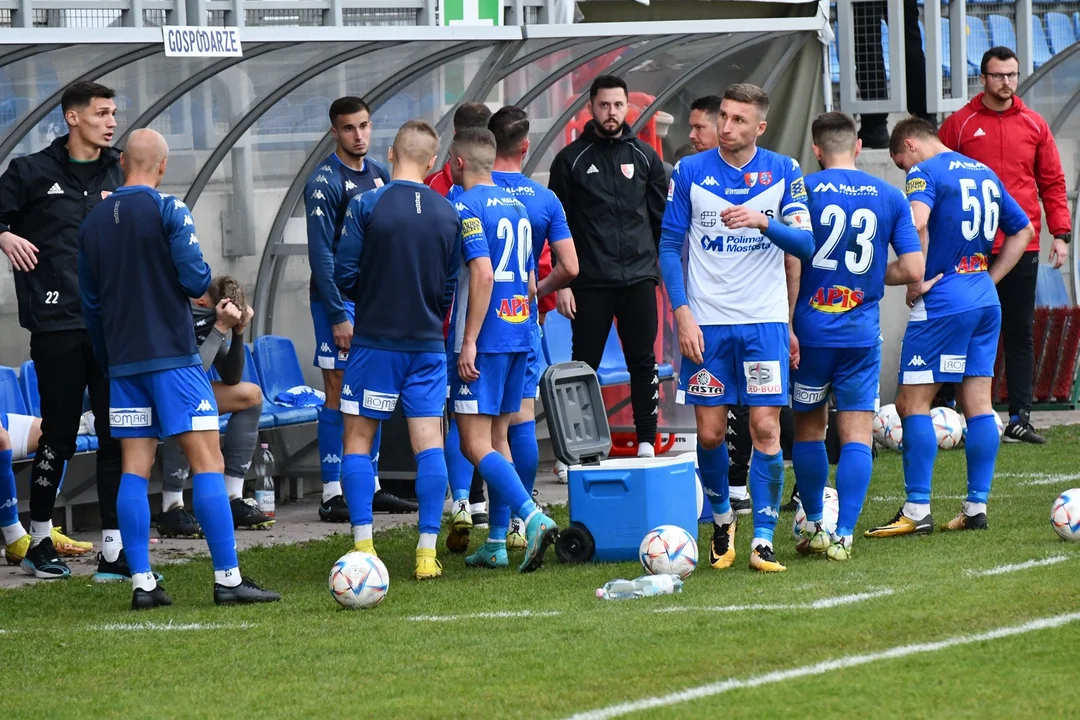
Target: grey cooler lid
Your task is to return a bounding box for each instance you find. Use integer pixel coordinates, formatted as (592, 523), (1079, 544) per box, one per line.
(539, 361), (611, 466)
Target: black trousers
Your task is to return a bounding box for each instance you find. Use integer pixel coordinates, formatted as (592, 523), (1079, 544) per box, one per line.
(993, 250), (1040, 416)
(854, 0), (930, 127)
(28, 330), (121, 528)
(571, 280), (659, 445)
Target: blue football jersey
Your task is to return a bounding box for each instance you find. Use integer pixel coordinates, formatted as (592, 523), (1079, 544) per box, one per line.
(795, 168), (922, 348)
(661, 147), (812, 325)
(904, 152), (1029, 319)
(451, 184), (534, 354)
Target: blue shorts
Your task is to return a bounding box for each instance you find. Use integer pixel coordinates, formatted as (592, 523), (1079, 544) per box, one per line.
(792, 345), (881, 412)
(340, 347), (446, 420)
(522, 328), (542, 401)
(448, 351), (528, 416)
(109, 366), (219, 439)
(677, 323), (789, 407)
(311, 298), (355, 371)
(899, 306), (1001, 385)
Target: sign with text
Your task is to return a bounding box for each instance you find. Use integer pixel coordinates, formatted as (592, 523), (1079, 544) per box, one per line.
(163, 26), (243, 58)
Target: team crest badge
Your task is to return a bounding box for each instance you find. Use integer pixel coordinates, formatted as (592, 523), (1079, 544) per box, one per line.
(759, 172), (772, 185)
(744, 172), (758, 187)
(621, 164), (635, 179)
(373, 178), (384, 188)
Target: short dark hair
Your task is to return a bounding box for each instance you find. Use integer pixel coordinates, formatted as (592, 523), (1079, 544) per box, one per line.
(453, 103), (493, 135)
(488, 106), (530, 156)
(329, 96), (371, 126)
(672, 143), (698, 164)
(889, 116), (938, 155)
(589, 75), (628, 100)
(811, 111), (858, 155)
(690, 95), (723, 117)
(981, 46), (1018, 75)
(60, 81), (115, 114)
(207, 275), (247, 314)
(722, 83), (770, 117)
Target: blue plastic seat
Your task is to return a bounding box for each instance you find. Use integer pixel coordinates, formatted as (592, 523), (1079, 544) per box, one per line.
(966, 16), (991, 77)
(18, 360), (39, 417)
(829, 22), (840, 85)
(881, 19), (890, 83)
(1074, 12), (1080, 39)
(1045, 12), (1077, 55)
(1034, 16), (1052, 69)
(0, 366), (28, 417)
(942, 17), (952, 79)
(987, 15), (1016, 52)
(252, 336), (319, 425)
(1036, 264), (1071, 308)
(541, 310), (572, 365)
(540, 311), (673, 386)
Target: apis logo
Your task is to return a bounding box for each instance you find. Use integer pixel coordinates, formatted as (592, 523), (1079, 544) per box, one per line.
(809, 285), (865, 313)
(496, 295), (530, 324)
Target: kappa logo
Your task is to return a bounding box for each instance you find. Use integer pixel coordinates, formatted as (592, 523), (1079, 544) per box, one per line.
(322, 454), (341, 464)
(196, 399), (214, 412)
(345, 207), (353, 218)
(320, 342), (331, 353)
(310, 189), (325, 200)
(320, 165), (332, 172)
(174, 199), (186, 209)
(687, 369), (725, 397)
(183, 215), (194, 226)
(341, 385), (353, 396)
(701, 176), (719, 187)
(0, 497), (17, 510)
(311, 206), (324, 217)
(458, 385), (472, 396)
(586, 164), (599, 174)
(46, 183), (63, 195)
(314, 175), (329, 184)
(344, 180), (356, 191)
(757, 506), (780, 519)
(973, 127), (986, 137)
(188, 234), (199, 245)
(908, 355), (926, 367)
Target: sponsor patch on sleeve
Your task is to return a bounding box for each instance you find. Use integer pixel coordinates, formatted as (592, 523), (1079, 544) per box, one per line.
(666, 178), (675, 202)
(905, 177), (927, 195)
(461, 216), (483, 240)
(784, 210), (812, 231)
(789, 177), (807, 201)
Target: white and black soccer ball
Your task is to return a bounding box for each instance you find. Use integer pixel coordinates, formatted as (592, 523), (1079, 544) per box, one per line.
(931, 406), (963, 450)
(1050, 489), (1080, 542)
(329, 551), (389, 609)
(639, 525), (698, 579)
(873, 403), (903, 451)
(792, 486), (840, 539)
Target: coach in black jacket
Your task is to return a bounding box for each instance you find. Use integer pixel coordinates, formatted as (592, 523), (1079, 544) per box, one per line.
(548, 75), (667, 456)
(0, 81), (125, 579)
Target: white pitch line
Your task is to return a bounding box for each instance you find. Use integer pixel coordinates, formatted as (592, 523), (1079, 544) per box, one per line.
(562, 611), (1080, 720)
(997, 472), (1080, 486)
(655, 589), (895, 614)
(965, 555), (1071, 577)
(87, 621), (256, 632)
(407, 610), (561, 622)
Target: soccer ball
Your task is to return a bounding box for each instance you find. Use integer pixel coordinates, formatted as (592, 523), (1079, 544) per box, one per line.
(792, 486), (840, 539)
(1050, 489), (1080, 541)
(639, 525), (698, 579)
(329, 551), (389, 609)
(931, 406), (963, 450)
(873, 404), (903, 451)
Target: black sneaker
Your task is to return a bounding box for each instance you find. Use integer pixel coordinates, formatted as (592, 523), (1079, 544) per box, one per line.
(319, 494), (350, 523)
(214, 576), (282, 606)
(731, 497), (752, 515)
(372, 490), (418, 514)
(21, 537), (70, 579)
(1004, 411), (1046, 444)
(94, 549), (165, 583)
(231, 498), (275, 530)
(157, 505), (203, 538)
(132, 585), (173, 611)
(781, 493), (800, 514)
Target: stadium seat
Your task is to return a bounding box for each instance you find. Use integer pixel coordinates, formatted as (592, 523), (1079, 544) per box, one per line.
(942, 18), (952, 79)
(882, 19), (890, 83)
(966, 16), (990, 76)
(541, 309), (572, 365)
(1045, 12), (1077, 55)
(0, 366), (28, 417)
(1036, 264), (1071, 308)
(252, 336), (319, 425)
(987, 15), (1017, 52)
(18, 360), (39, 417)
(1033, 16), (1052, 69)
(540, 311), (673, 386)
(829, 22), (840, 85)
(1074, 12), (1080, 40)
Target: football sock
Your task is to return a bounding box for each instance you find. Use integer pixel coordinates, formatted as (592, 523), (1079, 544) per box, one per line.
(748, 448), (785, 544)
(28, 442), (65, 524)
(964, 413), (1000, 505)
(835, 442), (874, 538)
(901, 414), (936, 506)
(477, 452), (534, 520)
(697, 441), (731, 519)
(322, 481), (342, 503)
(317, 406), (344, 486)
(102, 529), (123, 563)
(791, 440), (829, 523)
(29, 520), (51, 548)
(487, 485), (510, 542)
(224, 475), (245, 501)
(1, 521), (26, 546)
(353, 524), (373, 543)
(116, 473), (151, 576)
(414, 448), (448, 537)
(445, 418), (473, 503)
(508, 421), (539, 500)
(0, 449), (19, 528)
(340, 454), (376, 527)
(214, 567), (241, 588)
(191, 472), (239, 576)
(161, 490), (185, 511)
(222, 403), (261, 481)
(132, 571), (157, 592)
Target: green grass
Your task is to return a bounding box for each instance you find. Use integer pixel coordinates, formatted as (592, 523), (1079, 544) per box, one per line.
(3, 427), (1080, 719)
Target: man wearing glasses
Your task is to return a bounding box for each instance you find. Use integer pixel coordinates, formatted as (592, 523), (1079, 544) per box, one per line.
(938, 46), (1072, 445)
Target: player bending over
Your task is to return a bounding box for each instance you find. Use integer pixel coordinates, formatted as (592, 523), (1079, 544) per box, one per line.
(866, 118), (1032, 537)
(443, 105), (578, 554)
(333, 120), (460, 580)
(159, 276), (273, 538)
(659, 83), (814, 573)
(790, 112), (924, 561)
(448, 128), (559, 572)
(79, 129), (280, 609)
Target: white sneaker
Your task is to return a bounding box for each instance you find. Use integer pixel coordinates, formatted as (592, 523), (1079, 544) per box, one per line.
(637, 442), (655, 458)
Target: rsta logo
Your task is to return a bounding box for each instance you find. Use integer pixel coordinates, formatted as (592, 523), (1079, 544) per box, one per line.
(956, 253), (988, 274)
(809, 285), (864, 313)
(497, 295), (531, 324)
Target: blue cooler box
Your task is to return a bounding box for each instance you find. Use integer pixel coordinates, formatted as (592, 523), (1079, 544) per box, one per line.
(568, 454), (698, 562)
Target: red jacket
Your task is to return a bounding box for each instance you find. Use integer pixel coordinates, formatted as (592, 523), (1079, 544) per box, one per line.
(938, 93), (1071, 253)
(424, 162), (454, 198)
(537, 242), (556, 314)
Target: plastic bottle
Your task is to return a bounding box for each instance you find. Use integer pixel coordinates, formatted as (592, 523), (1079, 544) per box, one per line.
(596, 574), (684, 600)
(253, 443), (276, 518)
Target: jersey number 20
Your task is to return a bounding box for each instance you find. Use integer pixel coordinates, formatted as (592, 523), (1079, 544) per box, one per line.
(495, 217), (533, 283)
(812, 205), (876, 274)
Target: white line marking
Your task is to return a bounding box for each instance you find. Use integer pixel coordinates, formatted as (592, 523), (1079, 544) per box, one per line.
(965, 554), (1071, 577)
(87, 621), (256, 632)
(997, 472), (1080, 486)
(407, 610), (561, 622)
(655, 589), (894, 614)
(563, 611), (1080, 720)
(869, 494), (1012, 503)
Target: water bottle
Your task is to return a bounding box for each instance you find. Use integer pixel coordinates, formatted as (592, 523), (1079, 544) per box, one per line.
(253, 443), (276, 518)
(596, 574), (684, 600)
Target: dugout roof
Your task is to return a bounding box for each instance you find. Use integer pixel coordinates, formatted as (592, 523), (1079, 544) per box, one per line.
(0, 13), (830, 336)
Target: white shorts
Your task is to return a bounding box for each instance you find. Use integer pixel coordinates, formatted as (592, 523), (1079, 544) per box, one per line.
(2, 413), (35, 461)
